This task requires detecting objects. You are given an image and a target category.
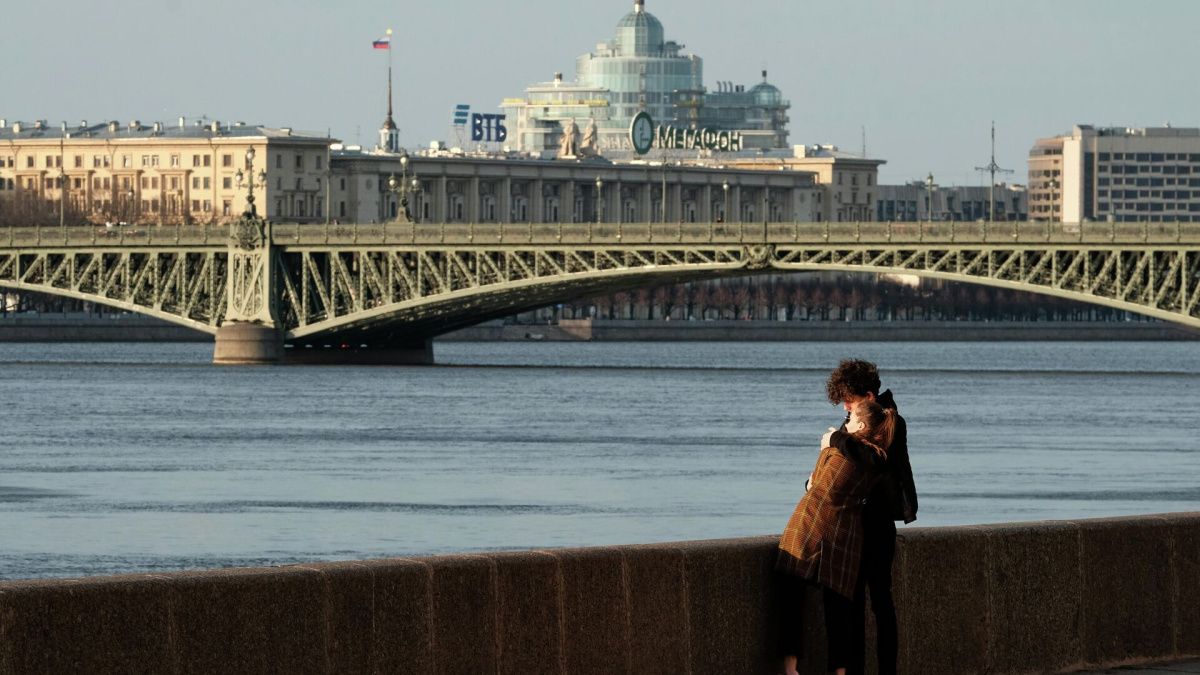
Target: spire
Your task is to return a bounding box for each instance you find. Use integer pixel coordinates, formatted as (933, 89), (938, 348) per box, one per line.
(383, 65), (396, 131)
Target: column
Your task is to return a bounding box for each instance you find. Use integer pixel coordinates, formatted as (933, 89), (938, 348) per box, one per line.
(502, 177), (513, 223)
(732, 185), (742, 223)
(639, 183), (652, 222)
(469, 177), (481, 223)
(533, 178), (545, 222)
(703, 184), (713, 222)
(437, 176), (448, 223)
(563, 180), (575, 223)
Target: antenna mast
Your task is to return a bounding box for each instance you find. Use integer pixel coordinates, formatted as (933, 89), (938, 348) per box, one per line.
(974, 121), (1014, 221)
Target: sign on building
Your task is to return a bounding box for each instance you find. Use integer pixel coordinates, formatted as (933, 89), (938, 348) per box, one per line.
(629, 112), (742, 155)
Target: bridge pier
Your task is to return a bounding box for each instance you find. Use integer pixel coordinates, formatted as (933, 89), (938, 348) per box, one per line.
(212, 322), (283, 365)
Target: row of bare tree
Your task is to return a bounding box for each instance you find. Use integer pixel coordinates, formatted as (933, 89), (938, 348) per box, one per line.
(548, 276), (1145, 323)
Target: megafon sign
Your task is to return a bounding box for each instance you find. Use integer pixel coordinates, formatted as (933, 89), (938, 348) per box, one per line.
(629, 111), (742, 155)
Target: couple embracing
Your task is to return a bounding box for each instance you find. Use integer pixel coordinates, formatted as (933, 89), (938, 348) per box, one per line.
(776, 359), (919, 675)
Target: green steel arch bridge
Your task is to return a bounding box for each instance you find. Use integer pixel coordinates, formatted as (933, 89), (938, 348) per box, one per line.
(1, 218), (1198, 363)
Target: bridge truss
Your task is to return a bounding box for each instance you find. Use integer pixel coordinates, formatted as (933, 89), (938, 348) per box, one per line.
(0, 221), (1197, 348)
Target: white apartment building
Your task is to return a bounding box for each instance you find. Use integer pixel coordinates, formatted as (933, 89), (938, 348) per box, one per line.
(1028, 125), (1200, 222)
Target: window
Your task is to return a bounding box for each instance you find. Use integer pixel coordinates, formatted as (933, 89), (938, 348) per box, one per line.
(191, 200), (200, 211)
(141, 177), (149, 189)
(122, 177), (131, 189)
(340, 178), (346, 190)
(169, 177), (179, 190)
(193, 155), (201, 167)
(73, 178), (83, 189)
(315, 156), (323, 170)
(1151, 153), (1164, 162)
(26, 156), (33, 168)
(295, 177), (302, 190)
(192, 177), (200, 189)
(170, 154), (180, 167)
(202, 177), (211, 189)
(45, 156), (53, 168)
(222, 177), (232, 189)
(1099, 153), (1111, 161)
(315, 178), (321, 190)
(222, 200), (232, 215)
(122, 155), (131, 168)
(222, 154), (233, 167)
(275, 154), (283, 169)
(203, 155), (211, 167)
(276, 177), (282, 190)
(295, 154), (303, 169)
(74, 155), (83, 168)
(202, 199), (212, 211)
(142, 155), (151, 167)
(151, 177), (159, 189)
(102, 177), (110, 189)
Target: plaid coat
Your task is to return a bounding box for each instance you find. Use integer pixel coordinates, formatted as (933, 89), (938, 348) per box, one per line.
(776, 445), (880, 599)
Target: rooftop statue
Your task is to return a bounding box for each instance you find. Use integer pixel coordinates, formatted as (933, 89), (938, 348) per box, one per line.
(558, 118), (580, 159)
(580, 119), (600, 157)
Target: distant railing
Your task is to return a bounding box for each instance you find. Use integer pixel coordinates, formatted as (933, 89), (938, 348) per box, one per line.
(270, 220), (1200, 247)
(2, 220), (1199, 248)
(0, 223), (230, 248)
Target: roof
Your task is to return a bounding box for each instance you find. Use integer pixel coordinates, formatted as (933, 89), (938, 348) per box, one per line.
(0, 119), (333, 144)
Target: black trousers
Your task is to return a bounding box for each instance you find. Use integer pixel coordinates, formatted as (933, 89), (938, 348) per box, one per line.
(775, 573), (855, 672)
(847, 513), (898, 675)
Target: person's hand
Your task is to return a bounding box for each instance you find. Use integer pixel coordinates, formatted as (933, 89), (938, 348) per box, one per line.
(804, 473), (813, 492)
(820, 426), (836, 449)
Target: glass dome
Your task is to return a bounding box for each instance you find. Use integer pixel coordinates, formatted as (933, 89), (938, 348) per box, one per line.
(614, 3), (664, 56)
(750, 82), (783, 107)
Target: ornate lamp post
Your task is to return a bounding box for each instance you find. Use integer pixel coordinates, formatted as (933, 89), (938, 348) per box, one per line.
(595, 176), (604, 224)
(235, 148), (267, 218)
(387, 152), (421, 223)
(722, 179), (729, 222)
(925, 172), (936, 223)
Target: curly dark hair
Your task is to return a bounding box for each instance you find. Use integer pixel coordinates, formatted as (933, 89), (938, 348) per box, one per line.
(825, 359), (881, 404)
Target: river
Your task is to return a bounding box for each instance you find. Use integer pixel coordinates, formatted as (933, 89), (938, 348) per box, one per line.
(1, 340), (1197, 580)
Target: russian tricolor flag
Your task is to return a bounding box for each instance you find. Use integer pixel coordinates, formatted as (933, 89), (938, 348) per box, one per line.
(372, 37), (391, 50)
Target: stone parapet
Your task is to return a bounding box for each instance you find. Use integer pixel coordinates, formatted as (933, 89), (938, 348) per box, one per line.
(1, 513), (1197, 674)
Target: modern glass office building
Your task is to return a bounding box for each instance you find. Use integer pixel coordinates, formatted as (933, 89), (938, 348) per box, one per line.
(502, 0), (790, 156)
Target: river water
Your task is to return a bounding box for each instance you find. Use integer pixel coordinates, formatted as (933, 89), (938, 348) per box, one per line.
(1, 340), (1198, 581)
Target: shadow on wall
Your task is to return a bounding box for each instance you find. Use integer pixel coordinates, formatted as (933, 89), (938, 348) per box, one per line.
(0, 512), (1197, 674)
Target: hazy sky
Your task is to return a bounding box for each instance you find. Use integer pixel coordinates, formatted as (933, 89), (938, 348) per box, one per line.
(4, 0), (1197, 185)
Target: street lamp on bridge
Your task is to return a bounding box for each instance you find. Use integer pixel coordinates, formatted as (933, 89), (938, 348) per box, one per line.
(387, 152), (421, 224)
(235, 148), (267, 218)
(595, 176), (605, 224)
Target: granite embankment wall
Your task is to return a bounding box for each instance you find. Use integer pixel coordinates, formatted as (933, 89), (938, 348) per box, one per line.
(442, 318), (1200, 342)
(1, 315), (1197, 343)
(1, 513), (1197, 675)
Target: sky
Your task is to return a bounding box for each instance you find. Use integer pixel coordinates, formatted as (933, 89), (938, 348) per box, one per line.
(3, 0), (1197, 185)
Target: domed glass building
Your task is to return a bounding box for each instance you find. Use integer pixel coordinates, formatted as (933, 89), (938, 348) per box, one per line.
(502, 0), (790, 156)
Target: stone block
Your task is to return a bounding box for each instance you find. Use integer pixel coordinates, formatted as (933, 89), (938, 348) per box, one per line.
(428, 555), (499, 675)
(1161, 512), (1200, 657)
(490, 552), (563, 675)
(554, 547), (630, 675)
(1080, 515), (1176, 666)
(316, 559), (435, 675)
(0, 575), (172, 675)
(677, 536), (778, 675)
(168, 566), (326, 675)
(895, 526), (990, 675)
(622, 544), (689, 674)
(981, 520), (1084, 673)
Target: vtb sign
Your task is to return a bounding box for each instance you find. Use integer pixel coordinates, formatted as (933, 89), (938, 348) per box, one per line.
(629, 111), (742, 155)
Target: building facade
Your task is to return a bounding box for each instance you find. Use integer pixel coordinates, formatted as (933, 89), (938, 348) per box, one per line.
(726, 145), (885, 222)
(328, 149), (822, 225)
(876, 181), (1027, 222)
(0, 118), (334, 223)
(1028, 124), (1200, 222)
(501, 0), (790, 155)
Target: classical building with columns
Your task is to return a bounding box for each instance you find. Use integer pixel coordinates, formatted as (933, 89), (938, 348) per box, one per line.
(328, 149), (822, 225)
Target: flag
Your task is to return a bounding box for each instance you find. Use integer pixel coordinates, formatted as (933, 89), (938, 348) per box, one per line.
(372, 37), (390, 49)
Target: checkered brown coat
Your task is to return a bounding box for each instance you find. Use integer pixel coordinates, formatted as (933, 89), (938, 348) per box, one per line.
(776, 445), (881, 599)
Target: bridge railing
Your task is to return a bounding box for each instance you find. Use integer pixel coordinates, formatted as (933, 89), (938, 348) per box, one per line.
(0, 223), (230, 248)
(271, 220), (1200, 247)
(3, 221), (1198, 248)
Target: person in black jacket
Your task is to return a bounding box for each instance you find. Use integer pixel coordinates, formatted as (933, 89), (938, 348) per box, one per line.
(824, 359), (918, 675)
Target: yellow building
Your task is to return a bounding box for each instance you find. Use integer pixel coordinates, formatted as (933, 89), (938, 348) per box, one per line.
(0, 118), (334, 224)
(726, 145), (885, 221)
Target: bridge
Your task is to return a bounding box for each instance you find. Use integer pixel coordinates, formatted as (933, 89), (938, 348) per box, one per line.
(1, 217), (1197, 363)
